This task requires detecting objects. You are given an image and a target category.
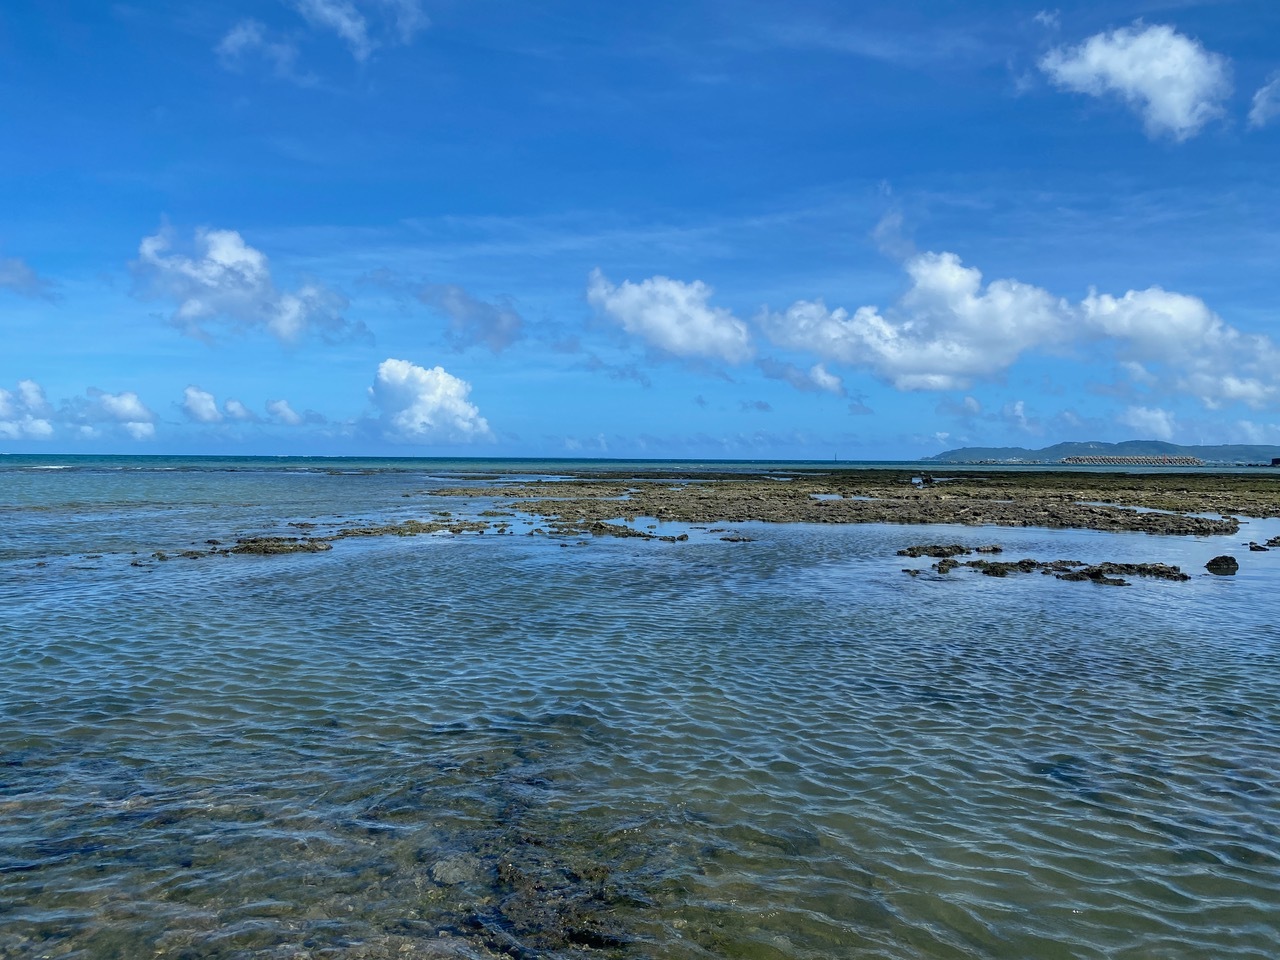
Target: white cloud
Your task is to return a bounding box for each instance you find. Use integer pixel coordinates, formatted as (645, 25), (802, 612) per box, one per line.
(419, 284), (523, 353)
(808, 363), (844, 396)
(1081, 287), (1280, 409)
(377, 0), (429, 43)
(1249, 74), (1280, 129)
(757, 358), (845, 395)
(2, 382), (157, 441)
(216, 19), (311, 84)
(267, 399), (305, 426)
(224, 399), (257, 422)
(1119, 405), (1176, 440)
(96, 390), (152, 423)
(292, 0), (373, 60)
(60, 389), (158, 441)
(0, 257), (56, 299)
(760, 250), (1280, 411)
(0, 379), (55, 440)
(135, 226), (364, 345)
(1040, 22), (1230, 140)
(1080, 286), (1223, 362)
(369, 359), (492, 443)
(182, 386), (223, 423)
(587, 268), (753, 364)
(759, 252), (1070, 390)
(1001, 399), (1041, 434)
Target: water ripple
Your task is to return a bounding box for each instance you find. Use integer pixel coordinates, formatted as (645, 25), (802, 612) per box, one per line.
(2, 474), (1279, 958)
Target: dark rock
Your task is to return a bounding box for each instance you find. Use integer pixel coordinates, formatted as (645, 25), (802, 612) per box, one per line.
(1247, 542), (1269, 552)
(230, 537), (333, 555)
(969, 558), (1040, 577)
(897, 543), (971, 558)
(934, 558), (961, 574)
(1056, 569), (1129, 586)
(974, 545), (1004, 554)
(1206, 555), (1239, 575)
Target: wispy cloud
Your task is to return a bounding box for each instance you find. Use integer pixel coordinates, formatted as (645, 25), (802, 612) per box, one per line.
(1249, 74), (1280, 129)
(0, 257), (57, 300)
(216, 19), (315, 85)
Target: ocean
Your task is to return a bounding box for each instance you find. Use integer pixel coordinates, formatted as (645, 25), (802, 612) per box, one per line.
(2, 456), (1278, 959)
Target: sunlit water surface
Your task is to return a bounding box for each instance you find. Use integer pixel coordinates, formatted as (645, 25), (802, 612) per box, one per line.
(2, 460), (1278, 959)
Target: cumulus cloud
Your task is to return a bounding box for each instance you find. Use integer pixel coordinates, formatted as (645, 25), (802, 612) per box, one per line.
(369, 359), (492, 443)
(267, 399), (305, 426)
(760, 250), (1280, 411)
(1040, 22), (1230, 140)
(135, 226), (365, 345)
(0, 380), (55, 440)
(587, 268), (753, 364)
(62, 389), (157, 441)
(1119, 405), (1176, 440)
(1249, 74), (1280, 129)
(419, 284), (523, 353)
(1080, 287), (1279, 409)
(182, 386), (223, 423)
(224, 398), (258, 422)
(759, 252), (1070, 390)
(2, 381), (158, 441)
(757, 358), (845, 395)
(0, 257), (56, 299)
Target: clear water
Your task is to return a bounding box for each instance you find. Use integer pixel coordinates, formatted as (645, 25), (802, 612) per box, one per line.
(2, 458), (1278, 959)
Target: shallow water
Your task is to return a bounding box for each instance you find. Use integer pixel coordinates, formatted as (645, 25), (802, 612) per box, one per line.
(2, 460), (1279, 959)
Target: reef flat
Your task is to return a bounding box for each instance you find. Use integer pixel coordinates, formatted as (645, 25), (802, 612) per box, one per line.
(431, 468), (1280, 537)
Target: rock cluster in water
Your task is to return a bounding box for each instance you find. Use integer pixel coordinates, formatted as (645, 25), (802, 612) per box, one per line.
(898, 544), (1192, 586)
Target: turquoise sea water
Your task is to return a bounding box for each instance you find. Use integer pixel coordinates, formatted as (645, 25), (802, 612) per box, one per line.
(2, 457), (1279, 959)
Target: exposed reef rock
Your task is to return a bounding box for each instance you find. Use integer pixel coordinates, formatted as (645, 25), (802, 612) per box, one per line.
(898, 543), (1002, 558)
(230, 537), (333, 555)
(917, 554), (1192, 587)
(1206, 555), (1240, 575)
(433, 468), (1275, 536)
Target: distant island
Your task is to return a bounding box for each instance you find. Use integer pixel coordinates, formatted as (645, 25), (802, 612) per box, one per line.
(926, 440), (1280, 466)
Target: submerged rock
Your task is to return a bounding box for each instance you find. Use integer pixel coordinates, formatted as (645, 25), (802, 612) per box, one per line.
(1206, 555), (1239, 575)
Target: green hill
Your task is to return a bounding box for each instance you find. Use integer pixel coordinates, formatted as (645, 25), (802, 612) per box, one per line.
(926, 441), (1280, 464)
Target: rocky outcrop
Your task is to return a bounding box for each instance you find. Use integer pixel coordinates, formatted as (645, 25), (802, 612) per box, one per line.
(1205, 555), (1239, 575)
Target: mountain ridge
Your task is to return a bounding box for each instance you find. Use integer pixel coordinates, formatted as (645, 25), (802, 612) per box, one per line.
(926, 440), (1280, 463)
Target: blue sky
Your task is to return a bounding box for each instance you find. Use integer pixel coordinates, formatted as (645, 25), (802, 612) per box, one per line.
(2, 0), (1278, 458)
